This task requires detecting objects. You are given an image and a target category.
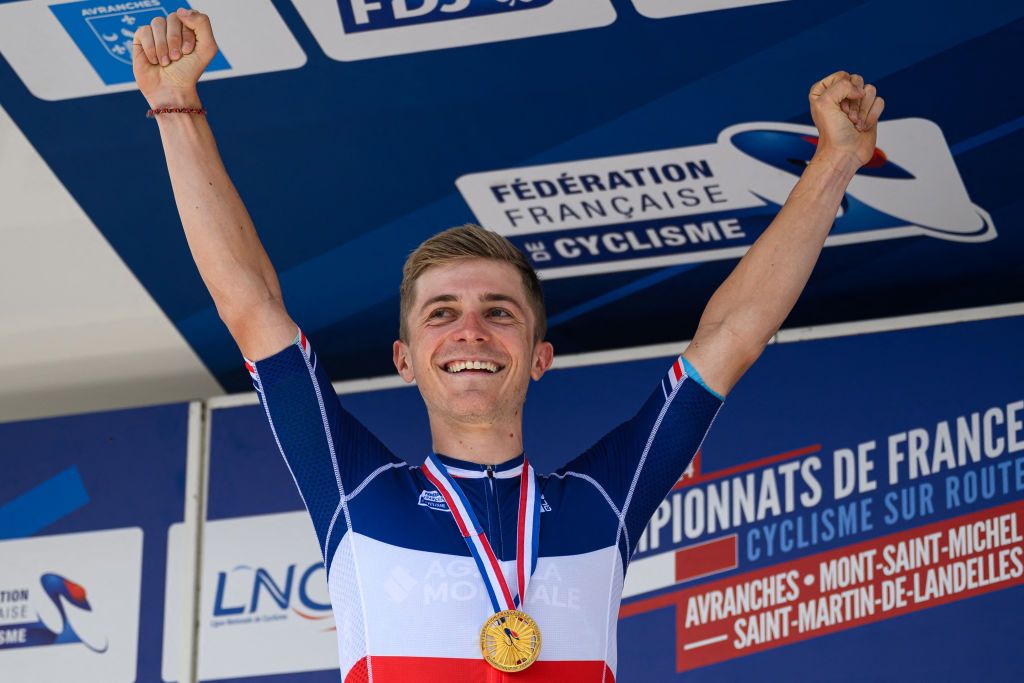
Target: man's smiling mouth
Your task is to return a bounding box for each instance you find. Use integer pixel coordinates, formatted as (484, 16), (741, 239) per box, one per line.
(443, 360), (503, 374)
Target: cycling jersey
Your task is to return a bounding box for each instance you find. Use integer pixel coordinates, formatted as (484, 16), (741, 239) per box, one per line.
(245, 331), (723, 682)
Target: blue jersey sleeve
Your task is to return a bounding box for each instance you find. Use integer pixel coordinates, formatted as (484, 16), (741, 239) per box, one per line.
(552, 355), (724, 568)
(244, 330), (403, 565)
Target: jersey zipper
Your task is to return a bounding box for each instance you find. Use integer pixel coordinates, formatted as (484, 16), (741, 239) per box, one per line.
(484, 464), (502, 556)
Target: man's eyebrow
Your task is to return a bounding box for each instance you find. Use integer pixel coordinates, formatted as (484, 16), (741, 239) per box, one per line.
(419, 292), (525, 312)
(481, 293), (524, 308)
(420, 294), (458, 312)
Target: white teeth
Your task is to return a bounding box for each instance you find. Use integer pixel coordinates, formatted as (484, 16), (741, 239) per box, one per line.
(445, 360), (500, 373)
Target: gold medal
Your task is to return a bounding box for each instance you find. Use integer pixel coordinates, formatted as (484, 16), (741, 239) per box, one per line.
(480, 609), (542, 672)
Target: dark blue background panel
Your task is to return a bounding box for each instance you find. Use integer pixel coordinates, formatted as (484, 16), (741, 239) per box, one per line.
(1, 2), (1021, 392)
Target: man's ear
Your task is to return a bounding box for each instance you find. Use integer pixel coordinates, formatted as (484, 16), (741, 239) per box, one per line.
(393, 340), (416, 383)
(530, 341), (554, 381)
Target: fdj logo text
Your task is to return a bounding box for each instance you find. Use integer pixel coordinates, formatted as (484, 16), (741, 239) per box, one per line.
(213, 563), (330, 620)
(339, 0), (553, 33)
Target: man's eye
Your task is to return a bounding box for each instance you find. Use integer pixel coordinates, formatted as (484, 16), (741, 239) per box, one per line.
(488, 308), (512, 318)
(429, 308), (453, 320)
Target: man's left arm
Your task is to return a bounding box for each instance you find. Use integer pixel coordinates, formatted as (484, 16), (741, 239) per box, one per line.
(683, 71), (885, 398)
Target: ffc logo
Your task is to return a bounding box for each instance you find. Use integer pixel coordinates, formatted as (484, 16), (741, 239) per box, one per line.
(456, 118), (995, 279)
(0, 573), (108, 653)
(339, 0), (552, 33)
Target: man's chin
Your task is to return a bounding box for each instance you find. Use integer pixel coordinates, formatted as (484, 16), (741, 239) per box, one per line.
(451, 404), (499, 422)
(438, 398), (503, 425)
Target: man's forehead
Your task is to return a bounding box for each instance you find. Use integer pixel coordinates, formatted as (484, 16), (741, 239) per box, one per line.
(414, 260), (525, 301)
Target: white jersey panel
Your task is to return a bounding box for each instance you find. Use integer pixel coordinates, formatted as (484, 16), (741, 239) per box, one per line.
(329, 532), (624, 662)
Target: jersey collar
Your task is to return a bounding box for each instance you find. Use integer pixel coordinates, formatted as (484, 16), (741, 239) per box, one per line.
(432, 452), (526, 479)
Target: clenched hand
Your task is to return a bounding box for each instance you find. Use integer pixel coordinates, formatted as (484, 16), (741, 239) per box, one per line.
(132, 8), (218, 107)
(809, 71), (886, 168)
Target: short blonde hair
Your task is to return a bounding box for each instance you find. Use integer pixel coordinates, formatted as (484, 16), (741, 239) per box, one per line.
(399, 224), (546, 343)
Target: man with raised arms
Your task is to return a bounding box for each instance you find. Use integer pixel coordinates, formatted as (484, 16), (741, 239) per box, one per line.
(135, 8), (884, 681)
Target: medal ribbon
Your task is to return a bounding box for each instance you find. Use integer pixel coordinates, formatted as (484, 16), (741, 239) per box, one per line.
(422, 454), (540, 614)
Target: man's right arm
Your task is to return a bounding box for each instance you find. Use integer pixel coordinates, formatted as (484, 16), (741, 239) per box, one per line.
(134, 8), (294, 360)
(135, 13), (410, 561)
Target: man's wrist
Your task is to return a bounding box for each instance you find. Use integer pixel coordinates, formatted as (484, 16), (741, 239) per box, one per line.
(808, 148), (861, 182)
(145, 88), (202, 109)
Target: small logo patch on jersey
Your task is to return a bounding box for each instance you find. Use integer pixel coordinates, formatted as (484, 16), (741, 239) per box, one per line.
(420, 491), (550, 512)
(418, 489), (450, 512)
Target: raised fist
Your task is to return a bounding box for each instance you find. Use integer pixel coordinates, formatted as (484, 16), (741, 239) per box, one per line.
(132, 8), (218, 106)
(808, 71), (886, 168)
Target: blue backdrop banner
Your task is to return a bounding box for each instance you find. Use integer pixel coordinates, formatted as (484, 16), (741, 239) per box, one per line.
(202, 314), (1024, 682)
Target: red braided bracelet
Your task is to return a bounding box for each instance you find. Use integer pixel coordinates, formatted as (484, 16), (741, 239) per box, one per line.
(146, 106), (207, 118)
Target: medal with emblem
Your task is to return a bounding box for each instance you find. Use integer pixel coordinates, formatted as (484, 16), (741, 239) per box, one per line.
(480, 608), (542, 671)
(423, 455), (543, 671)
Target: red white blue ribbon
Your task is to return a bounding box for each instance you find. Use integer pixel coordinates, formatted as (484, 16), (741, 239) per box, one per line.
(422, 454), (540, 614)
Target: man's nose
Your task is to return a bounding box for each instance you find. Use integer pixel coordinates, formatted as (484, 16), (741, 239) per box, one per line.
(453, 311), (489, 342)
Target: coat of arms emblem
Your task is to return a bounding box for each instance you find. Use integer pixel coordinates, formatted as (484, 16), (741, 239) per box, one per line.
(85, 8), (165, 65)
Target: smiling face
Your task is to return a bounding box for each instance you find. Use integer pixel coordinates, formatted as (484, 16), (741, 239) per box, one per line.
(392, 258), (554, 428)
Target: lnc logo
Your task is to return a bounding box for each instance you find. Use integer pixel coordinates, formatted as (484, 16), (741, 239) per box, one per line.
(339, 0), (553, 33)
(212, 563), (331, 627)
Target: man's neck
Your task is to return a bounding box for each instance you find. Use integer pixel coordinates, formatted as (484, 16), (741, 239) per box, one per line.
(429, 413), (524, 466)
